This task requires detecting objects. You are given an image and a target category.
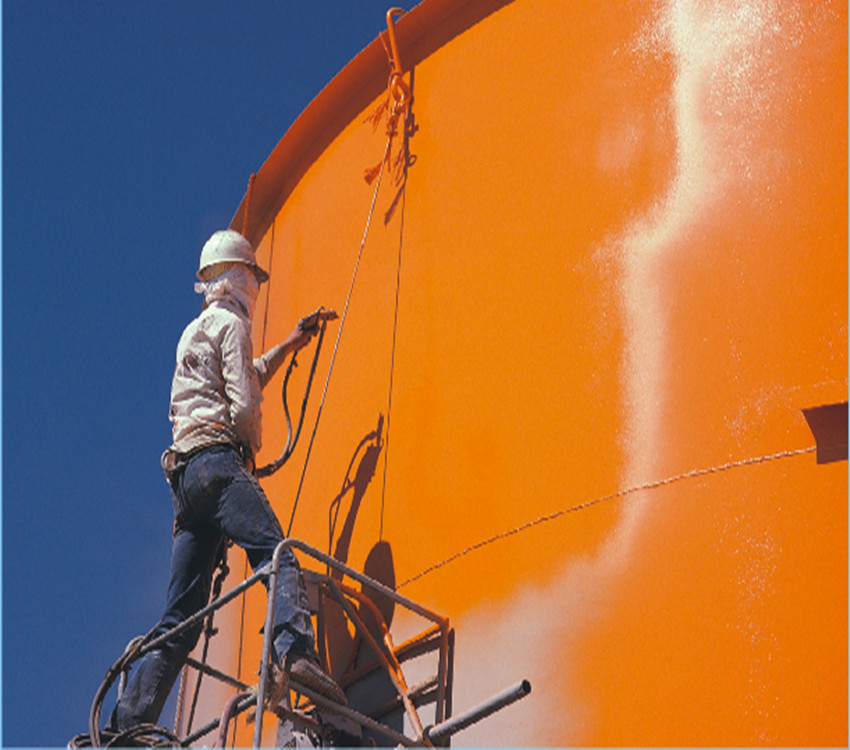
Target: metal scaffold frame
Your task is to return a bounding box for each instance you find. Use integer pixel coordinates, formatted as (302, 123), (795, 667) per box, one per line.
(84, 538), (529, 748)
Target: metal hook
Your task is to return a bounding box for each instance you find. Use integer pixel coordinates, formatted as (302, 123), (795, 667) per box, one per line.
(386, 7), (405, 75)
(385, 8), (412, 113)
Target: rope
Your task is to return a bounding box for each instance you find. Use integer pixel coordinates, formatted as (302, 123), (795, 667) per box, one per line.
(379, 154), (409, 541)
(398, 445), (818, 588)
(172, 665), (187, 737)
(286, 134), (395, 537)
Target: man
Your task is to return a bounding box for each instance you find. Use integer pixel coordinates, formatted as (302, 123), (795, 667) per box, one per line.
(111, 229), (345, 731)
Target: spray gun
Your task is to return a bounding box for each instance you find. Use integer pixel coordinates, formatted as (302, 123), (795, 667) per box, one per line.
(298, 307), (338, 333)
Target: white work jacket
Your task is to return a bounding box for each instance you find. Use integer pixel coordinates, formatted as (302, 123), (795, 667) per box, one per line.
(168, 297), (278, 458)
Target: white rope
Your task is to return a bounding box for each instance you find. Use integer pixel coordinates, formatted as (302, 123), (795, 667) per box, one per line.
(287, 136), (395, 536)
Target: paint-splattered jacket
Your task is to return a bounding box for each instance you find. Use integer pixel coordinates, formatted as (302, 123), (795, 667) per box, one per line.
(167, 297), (280, 460)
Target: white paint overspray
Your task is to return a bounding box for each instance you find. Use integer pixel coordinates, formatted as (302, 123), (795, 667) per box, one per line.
(449, 0), (797, 744)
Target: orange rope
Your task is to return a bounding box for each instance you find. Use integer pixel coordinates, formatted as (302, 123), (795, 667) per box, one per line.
(364, 16), (411, 185)
(398, 445), (818, 588)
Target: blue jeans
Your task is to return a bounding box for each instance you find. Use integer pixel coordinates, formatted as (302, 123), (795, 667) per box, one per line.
(110, 444), (315, 730)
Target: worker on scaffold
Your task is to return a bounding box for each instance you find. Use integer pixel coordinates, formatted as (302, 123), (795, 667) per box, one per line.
(110, 229), (346, 731)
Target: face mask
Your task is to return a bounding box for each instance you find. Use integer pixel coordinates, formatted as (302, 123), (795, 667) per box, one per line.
(195, 264), (260, 319)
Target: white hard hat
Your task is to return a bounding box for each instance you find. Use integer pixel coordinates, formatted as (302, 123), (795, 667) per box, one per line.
(197, 230), (269, 283)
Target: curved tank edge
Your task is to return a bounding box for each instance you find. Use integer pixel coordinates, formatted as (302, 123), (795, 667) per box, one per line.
(229, 0), (516, 247)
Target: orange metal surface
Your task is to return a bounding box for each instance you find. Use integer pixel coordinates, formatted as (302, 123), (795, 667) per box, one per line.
(213, 0), (846, 745)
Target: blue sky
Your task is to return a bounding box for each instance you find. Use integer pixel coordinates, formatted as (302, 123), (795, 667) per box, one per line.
(3, 2), (402, 745)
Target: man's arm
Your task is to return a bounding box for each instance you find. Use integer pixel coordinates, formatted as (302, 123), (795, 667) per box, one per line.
(254, 309), (338, 389)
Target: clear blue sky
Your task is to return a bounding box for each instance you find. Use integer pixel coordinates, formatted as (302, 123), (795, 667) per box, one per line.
(3, 2), (402, 745)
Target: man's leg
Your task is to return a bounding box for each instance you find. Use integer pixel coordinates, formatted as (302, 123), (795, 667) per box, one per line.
(209, 448), (346, 704)
(111, 522), (222, 729)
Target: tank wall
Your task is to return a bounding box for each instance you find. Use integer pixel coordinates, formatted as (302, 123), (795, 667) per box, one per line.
(220, 0), (845, 745)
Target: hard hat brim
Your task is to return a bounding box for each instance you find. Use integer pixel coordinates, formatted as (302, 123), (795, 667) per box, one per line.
(252, 264), (270, 284)
(197, 260), (269, 284)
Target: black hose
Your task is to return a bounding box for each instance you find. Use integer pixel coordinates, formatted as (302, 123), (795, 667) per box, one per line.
(255, 319), (328, 478)
(88, 630), (156, 748)
(104, 723), (180, 747)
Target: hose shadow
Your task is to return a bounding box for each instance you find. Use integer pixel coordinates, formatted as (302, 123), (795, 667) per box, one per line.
(317, 415), (406, 743)
(327, 413), (385, 576)
(317, 69), (419, 742)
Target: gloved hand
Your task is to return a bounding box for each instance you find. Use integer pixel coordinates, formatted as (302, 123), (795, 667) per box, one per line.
(283, 308), (338, 353)
(298, 307), (338, 333)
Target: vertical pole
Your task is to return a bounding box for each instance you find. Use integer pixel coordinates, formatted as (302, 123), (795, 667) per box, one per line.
(253, 541), (285, 747)
(436, 624), (449, 724)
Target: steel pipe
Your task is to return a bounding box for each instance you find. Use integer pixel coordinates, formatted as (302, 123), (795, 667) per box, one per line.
(423, 680), (531, 745)
(138, 567), (267, 658)
(282, 538), (449, 626)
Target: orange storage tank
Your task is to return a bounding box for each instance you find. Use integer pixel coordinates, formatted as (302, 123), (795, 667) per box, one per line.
(181, 0), (847, 745)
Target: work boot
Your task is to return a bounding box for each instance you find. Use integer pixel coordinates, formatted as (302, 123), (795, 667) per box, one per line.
(286, 653), (347, 707)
